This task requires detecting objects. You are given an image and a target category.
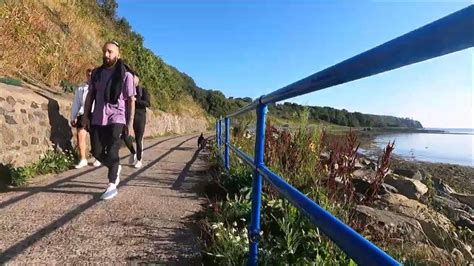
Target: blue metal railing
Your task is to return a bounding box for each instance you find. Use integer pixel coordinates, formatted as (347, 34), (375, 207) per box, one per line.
(216, 5), (473, 266)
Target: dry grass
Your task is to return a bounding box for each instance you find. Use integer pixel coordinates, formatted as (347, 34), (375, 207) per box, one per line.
(0, 0), (102, 87)
(0, 0), (208, 117)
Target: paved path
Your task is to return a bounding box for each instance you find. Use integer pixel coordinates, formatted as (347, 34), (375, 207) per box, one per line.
(0, 134), (211, 264)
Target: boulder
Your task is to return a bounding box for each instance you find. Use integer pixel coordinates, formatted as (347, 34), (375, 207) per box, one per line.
(433, 177), (456, 195)
(380, 193), (473, 259)
(432, 195), (473, 226)
(393, 168), (416, 178)
(380, 183), (398, 194)
(455, 213), (474, 231)
(385, 174), (428, 200)
(359, 157), (371, 166)
(451, 193), (474, 209)
(354, 205), (424, 241)
(352, 178), (371, 194)
(354, 160), (364, 170)
(352, 169), (376, 180)
(382, 194), (452, 231)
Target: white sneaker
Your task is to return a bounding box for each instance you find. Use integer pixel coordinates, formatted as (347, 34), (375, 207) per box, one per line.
(100, 183), (118, 200)
(134, 160), (142, 168)
(129, 153), (137, 165)
(115, 165), (121, 186)
(75, 159), (88, 169)
(92, 159), (102, 167)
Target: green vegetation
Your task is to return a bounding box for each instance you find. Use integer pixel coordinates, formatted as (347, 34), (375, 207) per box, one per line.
(0, 150), (76, 188)
(184, 81), (253, 117)
(199, 110), (439, 264)
(201, 147), (353, 265)
(270, 102), (422, 128)
(201, 114), (360, 264)
(0, 77), (22, 87)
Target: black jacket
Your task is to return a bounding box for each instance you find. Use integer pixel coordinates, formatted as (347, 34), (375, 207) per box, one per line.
(135, 86), (150, 113)
(91, 59), (132, 104)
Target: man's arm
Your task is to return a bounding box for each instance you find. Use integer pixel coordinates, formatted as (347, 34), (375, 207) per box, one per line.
(126, 96), (136, 136)
(124, 72), (136, 136)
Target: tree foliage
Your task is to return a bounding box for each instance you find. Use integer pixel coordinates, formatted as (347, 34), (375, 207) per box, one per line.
(269, 102), (422, 128)
(97, 0), (118, 19)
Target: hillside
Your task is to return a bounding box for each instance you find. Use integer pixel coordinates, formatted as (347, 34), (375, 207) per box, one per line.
(270, 102), (423, 128)
(0, 0), (205, 116)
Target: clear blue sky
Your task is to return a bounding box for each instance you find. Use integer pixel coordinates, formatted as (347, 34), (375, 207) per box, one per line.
(117, 0), (472, 128)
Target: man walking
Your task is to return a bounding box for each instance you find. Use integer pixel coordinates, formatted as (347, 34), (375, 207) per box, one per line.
(82, 40), (136, 200)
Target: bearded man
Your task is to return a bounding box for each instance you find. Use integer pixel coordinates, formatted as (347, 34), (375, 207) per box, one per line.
(82, 41), (136, 200)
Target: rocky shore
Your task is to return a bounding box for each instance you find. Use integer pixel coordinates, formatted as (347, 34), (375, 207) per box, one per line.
(347, 151), (473, 264)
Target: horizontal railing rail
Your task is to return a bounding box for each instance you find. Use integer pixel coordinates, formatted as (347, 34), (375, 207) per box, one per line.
(216, 5), (473, 266)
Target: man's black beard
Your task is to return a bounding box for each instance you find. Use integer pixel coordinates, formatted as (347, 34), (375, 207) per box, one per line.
(102, 57), (118, 67)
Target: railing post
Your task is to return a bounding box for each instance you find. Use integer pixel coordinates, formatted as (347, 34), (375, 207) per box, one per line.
(215, 121), (219, 146)
(217, 119), (221, 150)
(248, 102), (267, 266)
(224, 117), (230, 171)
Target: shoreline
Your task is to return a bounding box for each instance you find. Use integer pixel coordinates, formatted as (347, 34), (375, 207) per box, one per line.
(356, 132), (474, 194)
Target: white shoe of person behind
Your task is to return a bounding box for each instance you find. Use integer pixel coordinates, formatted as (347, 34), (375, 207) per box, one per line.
(100, 183), (118, 200)
(134, 160), (142, 168)
(92, 159), (102, 167)
(74, 159), (88, 169)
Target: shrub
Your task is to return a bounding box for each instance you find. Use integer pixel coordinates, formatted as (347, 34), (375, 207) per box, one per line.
(1, 149), (75, 187)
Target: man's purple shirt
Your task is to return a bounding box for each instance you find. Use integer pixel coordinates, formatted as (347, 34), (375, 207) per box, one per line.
(90, 67), (135, 126)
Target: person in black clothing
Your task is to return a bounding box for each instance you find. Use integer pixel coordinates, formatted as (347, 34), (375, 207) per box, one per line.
(197, 133), (205, 150)
(123, 73), (150, 168)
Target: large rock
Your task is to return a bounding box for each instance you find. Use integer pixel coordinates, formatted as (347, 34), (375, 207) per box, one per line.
(352, 178), (371, 195)
(354, 205), (424, 241)
(433, 177), (457, 195)
(433, 195), (473, 225)
(455, 211), (474, 231)
(381, 193), (452, 232)
(385, 174), (428, 200)
(380, 183), (398, 194)
(451, 193), (474, 209)
(352, 169), (376, 180)
(392, 168), (412, 177)
(381, 193), (473, 260)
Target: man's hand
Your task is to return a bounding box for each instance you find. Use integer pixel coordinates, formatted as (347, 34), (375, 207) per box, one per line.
(82, 116), (91, 131)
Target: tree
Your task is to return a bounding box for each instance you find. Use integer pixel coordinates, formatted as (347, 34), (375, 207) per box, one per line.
(97, 0), (118, 19)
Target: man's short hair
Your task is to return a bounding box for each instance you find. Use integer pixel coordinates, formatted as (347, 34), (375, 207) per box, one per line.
(105, 40), (120, 49)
